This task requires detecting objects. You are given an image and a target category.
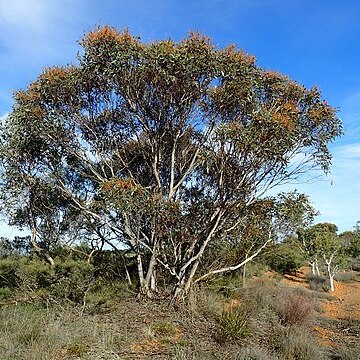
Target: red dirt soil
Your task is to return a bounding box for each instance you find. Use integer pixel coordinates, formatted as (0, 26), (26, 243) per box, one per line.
(281, 267), (360, 321)
(281, 267), (360, 348)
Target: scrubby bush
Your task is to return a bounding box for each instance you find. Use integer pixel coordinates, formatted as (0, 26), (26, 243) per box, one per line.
(276, 293), (314, 326)
(348, 258), (360, 272)
(334, 271), (358, 282)
(0, 287), (13, 300)
(235, 345), (276, 360)
(0, 257), (98, 304)
(275, 326), (326, 360)
(0, 258), (21, 288)
(332, 345), (360, 360)
(48, 260), (95, 304)
(307, 274), (329, 292)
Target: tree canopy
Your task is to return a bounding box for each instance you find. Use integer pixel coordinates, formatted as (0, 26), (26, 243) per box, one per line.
(0, 26), (342, 301)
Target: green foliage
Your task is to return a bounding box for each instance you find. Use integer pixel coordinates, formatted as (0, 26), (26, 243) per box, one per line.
(262, 242), (306, 274)
(217, 307), (251, 341)
(0, 257), (95, 304)
(340, 230), (360, 258)
(49, 260), (94, 303)
(0, 258), (22, 287)
(0, 287), (13, 300)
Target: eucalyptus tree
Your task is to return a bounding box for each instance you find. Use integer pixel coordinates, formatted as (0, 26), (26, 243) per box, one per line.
(311, 223), (345, 291)
(340, 221), (360, 259)
(0, 27), (342, 300)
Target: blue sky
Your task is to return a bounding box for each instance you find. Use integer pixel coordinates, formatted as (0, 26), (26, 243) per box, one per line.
(0, 0), (359, 236)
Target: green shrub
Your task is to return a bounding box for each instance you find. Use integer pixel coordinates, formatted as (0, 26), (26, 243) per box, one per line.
(0, 258), (21, 288)
(0, 287), (13, 300)
(217, 307), (251, 341)
(50, 260), (95, 304)
(262, 243), (305, 274)
(20, 260), (53, 290)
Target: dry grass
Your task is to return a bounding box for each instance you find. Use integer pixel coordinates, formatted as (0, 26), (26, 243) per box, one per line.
(277, 293), (315, 326)
(0, 277), (353, 360)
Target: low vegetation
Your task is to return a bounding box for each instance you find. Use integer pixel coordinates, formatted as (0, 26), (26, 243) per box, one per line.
(0, 246), (359, 359)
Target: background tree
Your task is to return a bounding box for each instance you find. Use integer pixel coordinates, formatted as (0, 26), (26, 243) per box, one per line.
(340, 222), (360, 259)
(297, 227), (321, 276)
(0, 26), (342, 301)
(300, 223), (346, 291)
(315, 223), (347, 291)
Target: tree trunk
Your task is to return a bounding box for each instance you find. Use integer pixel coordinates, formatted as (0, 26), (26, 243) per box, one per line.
(145, 252), (157, 292)
(124, 263), (132, 286)
(30, 228), (55, 267)
(242, 261), (247, 288)
(315, 256), (321, 276)
(150, 268), (157, 292)
(137, 254), (159, 299)
(172, 272), (192, 304)
(136, 253), (149, 298)
(329, 273), (335, 292)
(310, 260), (316, 275)
(325, 256), (335, 292)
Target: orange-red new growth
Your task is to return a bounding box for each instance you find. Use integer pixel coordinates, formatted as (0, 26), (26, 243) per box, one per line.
(38, 66), (75, 87)
(308, 104), (335, 122)
(270, 111), (294, 131)
(81, 26), (139, 47)
(263, 70), (282, 80)
(223, 44), (256, 65)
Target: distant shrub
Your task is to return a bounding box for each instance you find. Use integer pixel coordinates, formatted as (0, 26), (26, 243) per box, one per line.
(261, 243), (305, 275)
(0, 257), (98, 305)
(349, 258), (360, 272)
(307, 274), (329, 292)
(334, 271), (358, 282)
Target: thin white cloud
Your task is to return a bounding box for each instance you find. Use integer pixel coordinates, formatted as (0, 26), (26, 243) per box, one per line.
(270, 140), (360, 232)
(335, 143), (360, 159)
(0, 0), (49, 30)
(0, 0), (86, 70)
(343, 90), (360, 109)
(304, 142), (360, 231)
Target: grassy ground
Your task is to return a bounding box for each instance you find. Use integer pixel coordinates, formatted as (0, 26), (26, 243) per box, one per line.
(0, 271), (359, 359)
